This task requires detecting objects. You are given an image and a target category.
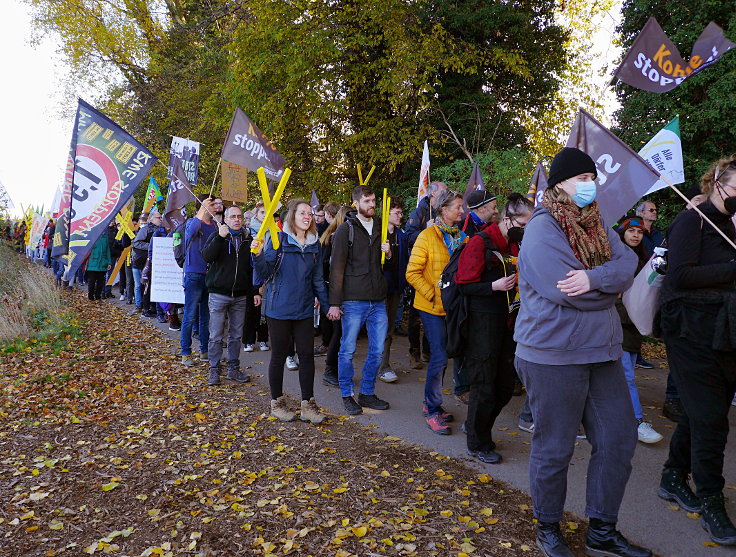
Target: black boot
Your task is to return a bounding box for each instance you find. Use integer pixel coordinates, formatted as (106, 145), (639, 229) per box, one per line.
(536, 521), (573, 557)
(701, 493), (736, 545)
(322, 366), (339, 386)
(658, 467), (700, 512)
(585, 518), (652, 557)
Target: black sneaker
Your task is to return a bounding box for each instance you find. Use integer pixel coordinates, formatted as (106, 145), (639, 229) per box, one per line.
(658, 467), (700, 512)
(208, 369), (220, 386)
(226, 369), (250, 383)
(586, 518), (652, 557)
(467, 447), (502, 464)
(537, 521), (574, 557)
(701, 493), (736, 545)
(343, 396), (362, 415)
(635, 355), (654, 369)
(323, 367), (339, 386)
(662, 397), (683, 422)
(358, 393), (390, 410)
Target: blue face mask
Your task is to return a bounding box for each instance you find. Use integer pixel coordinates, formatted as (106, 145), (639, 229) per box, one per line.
(571, 181), (597, 207)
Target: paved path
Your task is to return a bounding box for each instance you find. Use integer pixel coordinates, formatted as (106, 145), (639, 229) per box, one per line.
(113, 295), (736, 557)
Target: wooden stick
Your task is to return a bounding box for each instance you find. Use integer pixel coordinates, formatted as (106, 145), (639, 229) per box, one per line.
(209, 157), (222, 198)
(155, 160), (217, 221)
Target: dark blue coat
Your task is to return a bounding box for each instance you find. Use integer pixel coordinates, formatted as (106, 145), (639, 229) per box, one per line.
(254, 228), (330, 320)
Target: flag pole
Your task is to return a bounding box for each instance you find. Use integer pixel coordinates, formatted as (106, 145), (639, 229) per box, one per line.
(209, 158), (222, 198)
(156, 161), (218, 222)
(660, 175), (736, 250)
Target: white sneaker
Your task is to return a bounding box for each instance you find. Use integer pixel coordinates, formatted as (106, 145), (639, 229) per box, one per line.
(379, 369), (398, 383)
(119, 295), (125, 301)
(258, 342), (270, 351)
(286, 356), (299, 370)
(638, 421), (663, 444)
(243, 344), (255, 352)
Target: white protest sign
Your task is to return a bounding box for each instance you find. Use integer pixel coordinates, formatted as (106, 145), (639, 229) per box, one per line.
(151, 236), (184, 304)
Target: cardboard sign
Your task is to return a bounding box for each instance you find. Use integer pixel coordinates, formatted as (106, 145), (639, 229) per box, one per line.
(221, 161), (249, 203)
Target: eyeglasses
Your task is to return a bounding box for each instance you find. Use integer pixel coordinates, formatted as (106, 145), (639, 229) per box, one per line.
(646, 208), (657, 213)
(715, 163), (736, 183)
(227, 214), (244, 220)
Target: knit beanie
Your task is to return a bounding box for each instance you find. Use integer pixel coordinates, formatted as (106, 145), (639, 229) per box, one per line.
(619, 216), (644, 233)
(548, 147), (598, 188)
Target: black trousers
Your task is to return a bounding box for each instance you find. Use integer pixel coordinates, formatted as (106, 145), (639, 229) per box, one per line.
(465, 310), (516, 452)
(325, 319), (342, 371)
(87, 270), (106, 300)
(244, 297), (269, 344)
(267, 317), (315, 400)
(664, 335), (736, 497)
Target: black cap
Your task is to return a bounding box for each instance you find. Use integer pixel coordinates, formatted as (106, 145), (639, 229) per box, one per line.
(466, 189), (497, 209)
(548, 147), (597, 188)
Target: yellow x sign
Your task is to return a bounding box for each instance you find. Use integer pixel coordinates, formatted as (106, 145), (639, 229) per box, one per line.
(252, 167), (291, 253)
(115, 210), (137, 240)
(254, 167), (286, 251)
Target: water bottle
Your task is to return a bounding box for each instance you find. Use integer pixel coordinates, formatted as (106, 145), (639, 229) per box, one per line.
(173, 231), (182, 247)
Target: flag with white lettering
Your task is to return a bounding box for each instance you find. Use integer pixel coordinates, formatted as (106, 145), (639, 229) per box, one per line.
(164, 159), (199, 232)
(613, 18), (736, 93)
(310, 190), (320, 213)
(566, 109), (661, 224)
(221, 108), (285, 182)
(462, 162), (484, 214)
(526, 162), (549, 207)
(639, 117), (685, 195)
(52, 99), (157, 281)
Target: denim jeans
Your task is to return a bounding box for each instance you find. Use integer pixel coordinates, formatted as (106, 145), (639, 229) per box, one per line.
(208, 293), (247, 371)
(515, 356), (637, 523)
(132, 267), (143, 308)
(418, 310), (448, 416)
(180, 272), (210, 356)
(338, 300), (388, 398)
(621, 351), (643, 420)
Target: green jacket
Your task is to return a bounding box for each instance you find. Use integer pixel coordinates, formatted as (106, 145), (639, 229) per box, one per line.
(87, 235), (111, 272)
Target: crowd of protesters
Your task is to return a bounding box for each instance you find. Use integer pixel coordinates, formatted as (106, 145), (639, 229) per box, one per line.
(11, 147), (736, 556)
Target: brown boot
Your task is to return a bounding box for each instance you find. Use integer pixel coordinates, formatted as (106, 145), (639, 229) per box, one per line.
(300, 398), (325, 424)
(410, 352), (424, 370)
(270, 396), (295, 422)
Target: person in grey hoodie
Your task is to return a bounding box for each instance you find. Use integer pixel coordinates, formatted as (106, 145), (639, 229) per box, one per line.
(513, 147), (650, 557)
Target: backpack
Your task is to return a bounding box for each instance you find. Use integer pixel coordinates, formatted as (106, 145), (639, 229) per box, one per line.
(172, 221), (188, 268)
(439, 231), (493, 359)
(131, 226), (154, 269)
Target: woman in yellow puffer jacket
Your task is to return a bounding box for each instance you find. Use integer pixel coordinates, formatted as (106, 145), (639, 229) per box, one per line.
(406, 190), (465, 435)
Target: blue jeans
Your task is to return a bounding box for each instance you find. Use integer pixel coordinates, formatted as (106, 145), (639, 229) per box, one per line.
(338, 300), (388, 398)
(622, 351), (643, 420)
(180, 272), (210, 355)
(418, 310), (448, 416)
(132, 267), (143, 308)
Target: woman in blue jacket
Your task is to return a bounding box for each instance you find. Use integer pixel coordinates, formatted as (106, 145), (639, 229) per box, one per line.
(514, 148), (649, 557)
(252, 199), (330, 424)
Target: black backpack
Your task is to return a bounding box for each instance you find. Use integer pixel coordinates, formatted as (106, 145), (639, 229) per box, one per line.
(439, 231), (493, 359)
(172, 221), (188, 268)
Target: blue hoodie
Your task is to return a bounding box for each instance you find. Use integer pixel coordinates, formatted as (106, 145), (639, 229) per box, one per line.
(253, 224), (330, 320)
(513, 206), (637, 365)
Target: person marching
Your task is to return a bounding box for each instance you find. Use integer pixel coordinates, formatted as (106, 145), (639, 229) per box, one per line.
(514, 147), (650, 557)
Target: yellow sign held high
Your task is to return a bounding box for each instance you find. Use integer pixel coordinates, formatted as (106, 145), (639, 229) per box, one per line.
(252, 168), (291, 253)
(381, 188), (390, 265)
(357, 164), (376, 186)
(255, 167), (284, 250)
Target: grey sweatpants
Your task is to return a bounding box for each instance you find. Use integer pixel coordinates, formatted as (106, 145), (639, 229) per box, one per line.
(515, 356), (637, 523)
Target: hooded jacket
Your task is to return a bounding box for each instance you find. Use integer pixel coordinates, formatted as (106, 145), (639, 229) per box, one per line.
(201, 227), (258, 298)
(254, 224), (329, 320)
(328, 210), (387, 305)
(513, 206), (637, 365)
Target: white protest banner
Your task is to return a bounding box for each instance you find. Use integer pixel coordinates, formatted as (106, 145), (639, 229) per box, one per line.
(151, 236), (184, 304)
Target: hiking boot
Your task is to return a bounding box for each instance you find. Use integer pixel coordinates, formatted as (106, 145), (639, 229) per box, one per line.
(243, 344), (255, 352)
(537, 521), (574, 557)
(323, 367), (339, 387)
(181, 355), (194, 367)
(658, 467), (700, 512)
(199, 351), (209, 362)
(663, 397), (683, 422)
(409, 352), (424, 370)
(358, 393), (390, 410)
(426, 414), (451, 435)
(207, 369), (220, 386)
(226, 369), (250, 383)
(422, 404), (454, 423)
(637, 420), (663, 444)
(300, 398), (325, 424)
(270, 396), (296, 422)
(585, 518), (652, 557)
(343, 396), (363, 416)
(286, 355), (299, 370)
(467, 447), (502, 464)
(518, 419), (535, 433)
(701, 493), (736, 545)
(378, 368), (398, 383)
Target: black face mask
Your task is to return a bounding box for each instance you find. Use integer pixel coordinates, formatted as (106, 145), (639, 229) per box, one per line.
(507, 226), (524, 243)
(724, 196), (736, 215)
